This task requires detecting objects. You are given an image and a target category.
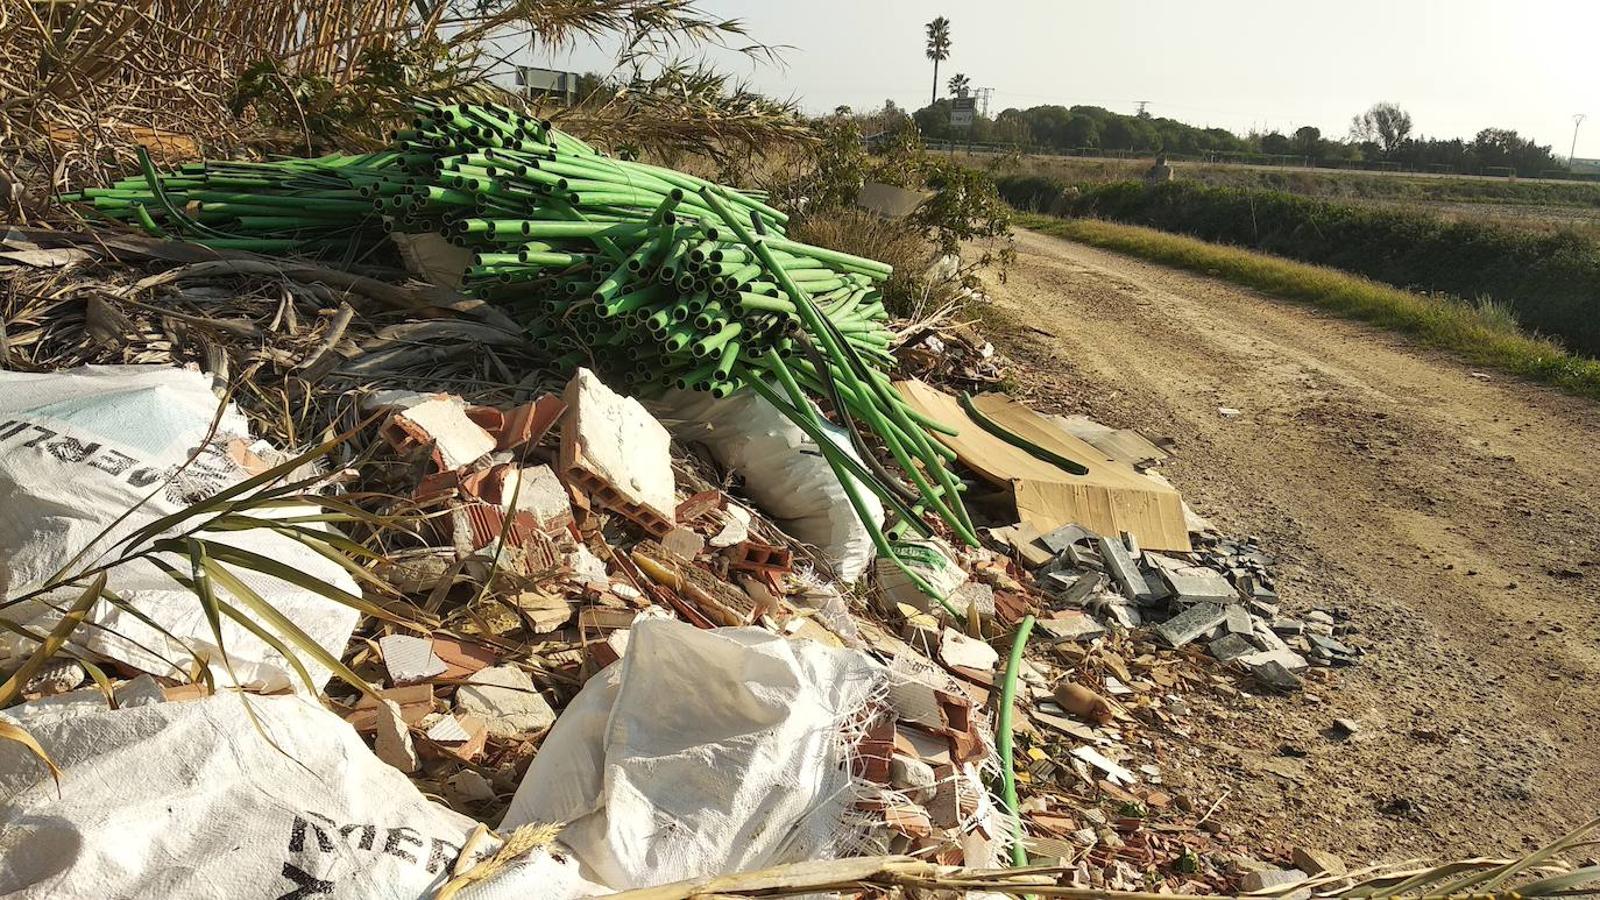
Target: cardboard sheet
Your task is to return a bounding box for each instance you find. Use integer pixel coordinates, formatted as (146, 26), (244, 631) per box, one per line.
(896, 380), (1191, 551)
(1052, 414), (1170, 468)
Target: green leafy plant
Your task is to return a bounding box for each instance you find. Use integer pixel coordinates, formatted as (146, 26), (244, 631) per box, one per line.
(774, 114), (1014, 315)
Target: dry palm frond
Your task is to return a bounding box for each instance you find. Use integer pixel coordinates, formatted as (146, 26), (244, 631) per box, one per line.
(435, 822), (563, 899)
(0, 225), (540, 709)
(551, 63), (811, 163)
(0, 0), (783, 197)
(596, 821), (1600, 899)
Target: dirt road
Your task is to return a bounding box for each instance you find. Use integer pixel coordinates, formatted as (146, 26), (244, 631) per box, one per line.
(983, 228), (1600, 862)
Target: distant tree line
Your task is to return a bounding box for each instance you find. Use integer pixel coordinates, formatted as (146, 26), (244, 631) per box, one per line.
(904, 98), (1567, 177)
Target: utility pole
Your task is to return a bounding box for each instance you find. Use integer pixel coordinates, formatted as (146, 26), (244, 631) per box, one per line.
(975, 87), (994, 119)
(1572, 113), (1587, 167)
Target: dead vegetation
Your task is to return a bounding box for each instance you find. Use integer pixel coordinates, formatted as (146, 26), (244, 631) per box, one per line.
(0, 0), (806, 205)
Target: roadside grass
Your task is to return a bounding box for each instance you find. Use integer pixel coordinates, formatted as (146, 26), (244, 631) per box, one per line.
(1015, 213), (1600, 401)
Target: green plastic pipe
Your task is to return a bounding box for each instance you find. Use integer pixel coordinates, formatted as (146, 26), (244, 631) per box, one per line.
(998, 615), (1034, 868)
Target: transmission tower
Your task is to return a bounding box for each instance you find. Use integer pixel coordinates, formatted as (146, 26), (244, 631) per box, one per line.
(1134, 100), (1151, 117)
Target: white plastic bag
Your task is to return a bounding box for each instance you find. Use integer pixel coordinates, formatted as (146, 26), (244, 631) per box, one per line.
(501, 617), (888, 889)
(0, 692), (601, 899)
(0, 365), (361, 691)
(650, 387), (883, 582)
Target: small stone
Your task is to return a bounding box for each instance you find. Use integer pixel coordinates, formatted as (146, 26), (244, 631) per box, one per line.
(1241, 868), (1308, 892)
(660, 526), (705, 560)
(455, 665), (557, 738)
(1223, 604), (1253, 635)
(114, 674), (167, 707)
(518, 591), (574, 633)
(24, 659), (86, 698)
(1307, 632), (1357, 660)
(375, 699), (419, 773)
(1248, 598), (1281, 619)
(446, 770), (497, 804)
(1332, 717), (1360, 736)
(567, 545), (608, 583)
(889, 753), (937, 803)
(1292, 846), (1347, 877)
(1034, 609), (1106, 642)
(1240, 648), (1309, 672)
(707, 505), (752, 548)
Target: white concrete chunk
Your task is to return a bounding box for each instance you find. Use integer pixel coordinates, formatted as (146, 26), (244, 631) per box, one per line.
(375, 699), (419, 773)
(1239, 648), (1310, 673)
(507, 464), (573, 530)
(940, 627), (999, 672)
(454, 665), (557, 738)
(394, 397), (496, 469)
(567, 545), (608, 583)
(707, 504), (752, 548)
(561, 368), (675, 521)
(446, 769), (497, 804)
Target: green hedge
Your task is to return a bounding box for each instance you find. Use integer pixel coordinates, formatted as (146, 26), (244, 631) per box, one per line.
(997, 176), (1600, 356)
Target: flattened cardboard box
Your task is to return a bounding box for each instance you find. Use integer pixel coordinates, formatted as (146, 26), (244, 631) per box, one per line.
(895, 379), (1190, 551)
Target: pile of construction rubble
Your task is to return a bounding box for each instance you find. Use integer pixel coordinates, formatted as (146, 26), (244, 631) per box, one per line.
(0, 226), (1366, 898)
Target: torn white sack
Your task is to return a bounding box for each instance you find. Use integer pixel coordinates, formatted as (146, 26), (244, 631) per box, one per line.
(650, 387), (883, 582)
(0, 692), (603, 899)
(0, 365), (360, 691)
(500, 617), (889, 889)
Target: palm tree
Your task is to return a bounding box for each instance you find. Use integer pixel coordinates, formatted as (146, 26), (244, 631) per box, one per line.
(925, 17), (951, 105)
(947, 72), (970, 98)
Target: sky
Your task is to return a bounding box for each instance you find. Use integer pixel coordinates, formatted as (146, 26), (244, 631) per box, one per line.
(520, 0), (1599, 159)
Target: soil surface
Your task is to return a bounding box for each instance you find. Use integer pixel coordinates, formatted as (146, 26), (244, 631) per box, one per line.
(981, 227), (1600, 865)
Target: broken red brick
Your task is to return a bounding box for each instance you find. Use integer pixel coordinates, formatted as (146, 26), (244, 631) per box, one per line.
(464, 405), (505, 434)
(458, 464), (515, 505)
(415, 468), (463, 501)
(851, 718), (897, 784)
(674, 490), (724, 524)
(726, 540), (792, 575)
(345, 684), (435, 732)
(883, 803), (932, 838)
(496, 394), (565, 451)
(431, 637), (498, 680)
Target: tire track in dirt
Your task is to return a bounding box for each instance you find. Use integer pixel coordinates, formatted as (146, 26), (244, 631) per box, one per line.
(981, 227), (1600, 861)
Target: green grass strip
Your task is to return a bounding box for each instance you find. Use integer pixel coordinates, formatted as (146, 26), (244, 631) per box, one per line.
(1017, 213), (1600, 402)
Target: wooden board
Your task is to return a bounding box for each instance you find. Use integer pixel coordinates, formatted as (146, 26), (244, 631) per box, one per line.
(896, 380), (1191, 551)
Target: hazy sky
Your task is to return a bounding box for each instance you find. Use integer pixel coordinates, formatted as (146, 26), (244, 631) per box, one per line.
(530, 0), (1598, 158)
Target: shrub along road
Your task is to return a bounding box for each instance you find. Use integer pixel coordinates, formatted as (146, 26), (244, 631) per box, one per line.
(983, 226), (1600, 861)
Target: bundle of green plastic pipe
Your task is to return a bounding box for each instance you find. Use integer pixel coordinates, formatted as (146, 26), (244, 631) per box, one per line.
(66, 99), (978, 601)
